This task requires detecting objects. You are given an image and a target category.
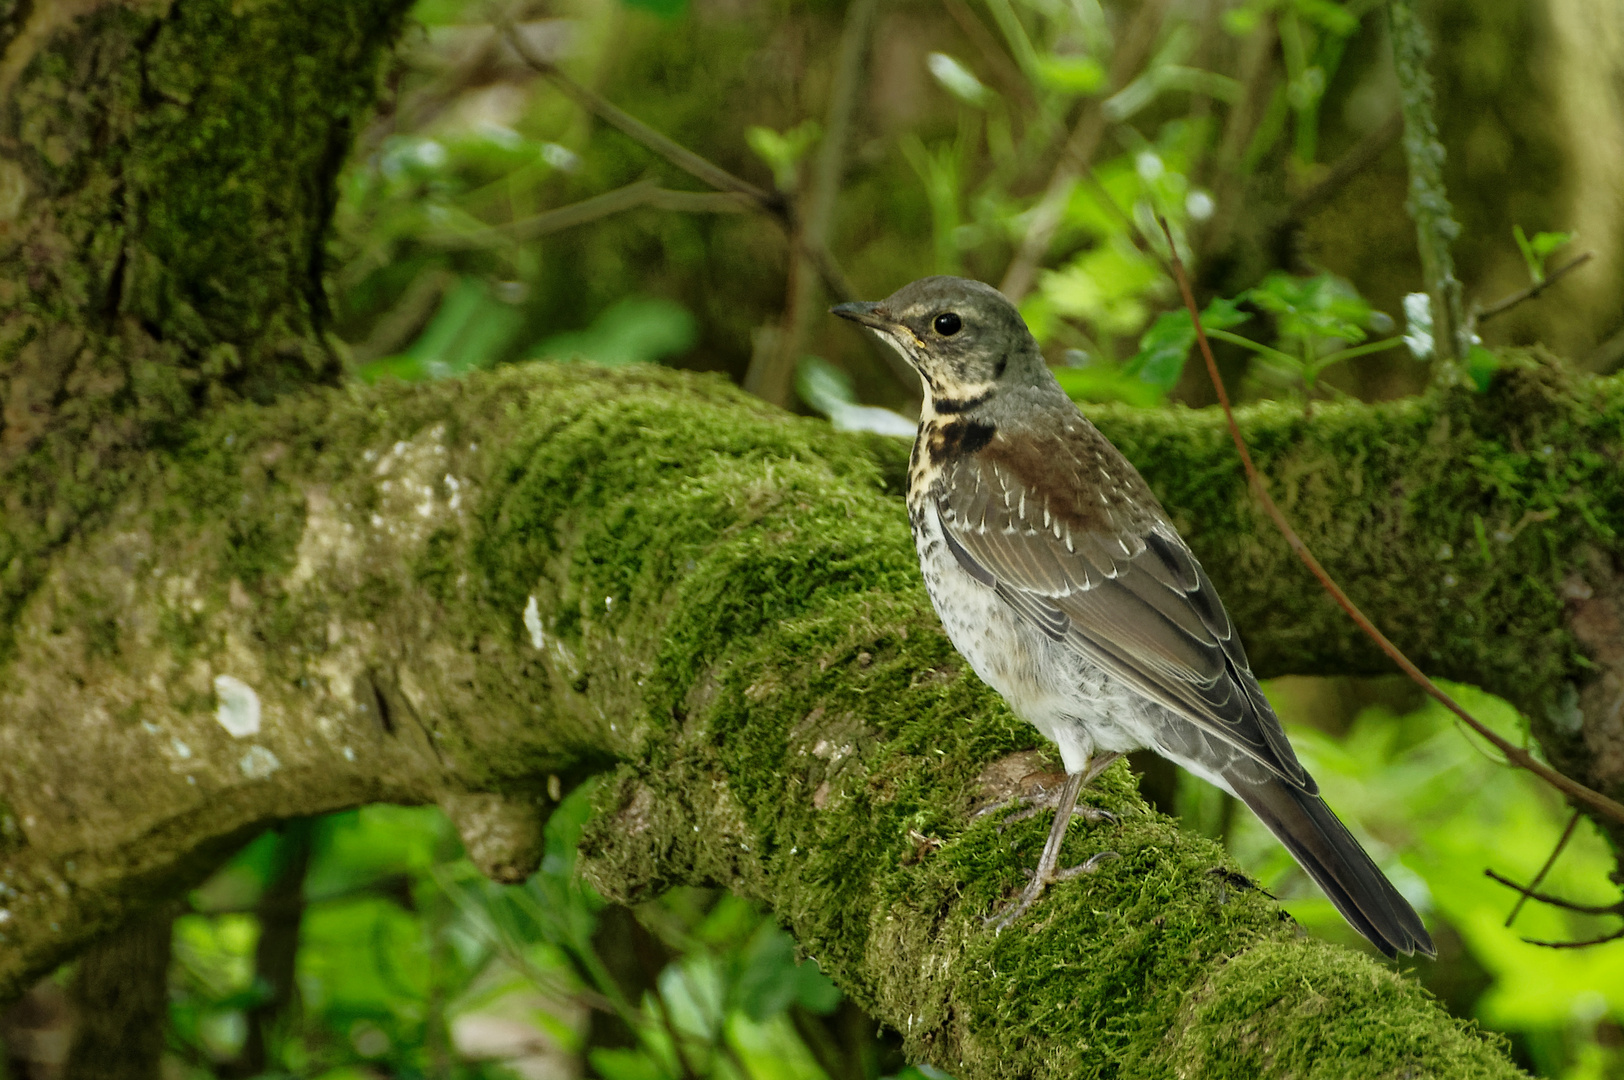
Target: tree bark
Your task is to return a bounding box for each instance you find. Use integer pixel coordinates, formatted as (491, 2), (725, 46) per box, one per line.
(63, 906), (173, 1080)
(3, 2), (1620, 1077)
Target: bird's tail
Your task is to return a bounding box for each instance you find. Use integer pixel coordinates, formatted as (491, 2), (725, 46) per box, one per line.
(1228, 771), (1435, 958)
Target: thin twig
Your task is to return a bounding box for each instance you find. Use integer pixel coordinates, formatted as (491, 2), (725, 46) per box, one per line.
(1474, 251), (1595, 325)
(1288, 108), (1403, 219)
(1504, 810), (1583, 927)
(502, 20), (779, 212)
(499, 19), (914, 395)
(1520, 922), (1624, 948)
(998, 0), (1171, 302)
(1158, 215), (1624, 828)
(1488, 864), (1624, 948)
(1484, 869), (1621, 917)
(748, 0), (883, 406)
(427, 180), (752, 249)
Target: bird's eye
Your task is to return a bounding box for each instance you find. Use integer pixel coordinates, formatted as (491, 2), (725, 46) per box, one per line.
(933, 312), (962, 336)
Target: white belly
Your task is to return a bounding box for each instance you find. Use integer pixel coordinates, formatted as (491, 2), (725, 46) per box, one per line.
(910, 498), (1158, 774)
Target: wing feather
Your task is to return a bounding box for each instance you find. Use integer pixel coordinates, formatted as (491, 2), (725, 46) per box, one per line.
(934, 434), (1309, 789)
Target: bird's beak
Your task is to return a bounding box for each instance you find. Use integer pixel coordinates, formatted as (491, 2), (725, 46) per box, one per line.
(830, 301), (894, 330)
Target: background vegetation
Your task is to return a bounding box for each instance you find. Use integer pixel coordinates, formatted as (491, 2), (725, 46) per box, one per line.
(5, 0), (1623, 1076)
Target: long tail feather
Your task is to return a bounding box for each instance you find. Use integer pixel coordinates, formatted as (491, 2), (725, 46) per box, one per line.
(1229, 772), (1434, 958)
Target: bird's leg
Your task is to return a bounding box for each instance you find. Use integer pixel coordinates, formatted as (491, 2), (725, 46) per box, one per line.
(973, 751), (1123, 827)
(987, 752), (1122, 932)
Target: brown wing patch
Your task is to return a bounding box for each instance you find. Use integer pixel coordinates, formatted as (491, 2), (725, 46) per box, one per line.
(977, 422), (1161, 536)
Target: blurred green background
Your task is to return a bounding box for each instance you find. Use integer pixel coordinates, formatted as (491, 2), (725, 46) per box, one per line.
(10, 0), (1624, 1075)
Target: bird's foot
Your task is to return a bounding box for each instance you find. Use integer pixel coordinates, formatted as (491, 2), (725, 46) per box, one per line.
(982, 757), (1125, 933)
(995, 796), (1115, 830)
(985, 851), (1119, 933)
(971, 752), (1123, 830)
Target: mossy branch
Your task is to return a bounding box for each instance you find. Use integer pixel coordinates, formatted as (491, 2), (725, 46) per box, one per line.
(12, 360), (1621, 1074)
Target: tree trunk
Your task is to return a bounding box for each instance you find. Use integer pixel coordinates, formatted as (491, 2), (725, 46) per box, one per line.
(63, 907), (173, 1080)
(4, 2), (1620, 1078)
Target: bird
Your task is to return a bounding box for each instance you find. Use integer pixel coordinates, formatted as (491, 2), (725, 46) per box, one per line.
(831, 275), (1434, 958)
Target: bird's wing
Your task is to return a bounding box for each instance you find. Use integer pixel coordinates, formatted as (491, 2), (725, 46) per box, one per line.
(934, 426), (1309, 789)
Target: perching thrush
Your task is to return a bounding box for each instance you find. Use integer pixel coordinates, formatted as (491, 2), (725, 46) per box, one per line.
(832, 275), (1433, 957)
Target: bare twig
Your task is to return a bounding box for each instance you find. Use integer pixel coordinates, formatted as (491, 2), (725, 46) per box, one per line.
(1289, 108), (1403, 219)
(427, 180), (752, 249)
(1160, 216), (1624, 828)
(502, 20), (779, 212)
(1501, 810), (1583, 927)
(499, 18), (914, 396)
(747, 0), (885, 406)
(1474, 252), (1595, 326)
(1484, 868), (1621, 918)
(1522, 927), (1624, 950)
(998, 0), (1171, 302)
(1485, 867), (1624, 949)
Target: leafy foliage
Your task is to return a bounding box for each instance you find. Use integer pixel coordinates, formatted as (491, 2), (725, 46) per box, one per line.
(166, 787), (878, 1079)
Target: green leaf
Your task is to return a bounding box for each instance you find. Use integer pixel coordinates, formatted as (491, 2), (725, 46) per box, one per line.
(589, 1048), (668, 1080)
(1052, 366), (1166, 408)
(1038, 243), (1164, 336)
(1123, 298), (1250, 393)
(926, 52), (994, 107)
(732, 922), (841, 1021)
(533, 297), (698, 368)
(1466, 344), (1499, 392)
(1291, 0), (1358, 36)
(1513, 224), (1575, 284)
(356, 276), (527, 383)
(1035, 54), (1106, 95)
(746, 121), (822, 190)
(1243, 272), (1370, 348)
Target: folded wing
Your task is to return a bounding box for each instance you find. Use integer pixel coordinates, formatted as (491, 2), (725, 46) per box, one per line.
(933, 431), (1309, 790)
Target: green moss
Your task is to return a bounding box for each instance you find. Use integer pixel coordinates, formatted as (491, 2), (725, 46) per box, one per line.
(496, 363), (1534, 1076)
(0, 0), (412, 664)
(1089, 352), (1619, 719)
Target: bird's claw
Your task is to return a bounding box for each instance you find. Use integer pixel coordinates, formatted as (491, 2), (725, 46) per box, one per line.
(975, 788), (1116, 831)
(984, 850), (1121, 933)
(1055, 850), (1120, 881)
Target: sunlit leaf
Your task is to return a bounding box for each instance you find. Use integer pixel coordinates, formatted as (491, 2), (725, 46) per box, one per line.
(1514, 224), (1575, 285)
(590, 1047), (668, 1080)
(1244, 272), (1370, 348)
(927, 52), (995, 107)
(1039, 243), (1164, 336)
(1052, 366), (1165, 408)
(533, 297), (698, 368)
(1036, 54), (1106, 95)
(1125, 298), (1250, 393)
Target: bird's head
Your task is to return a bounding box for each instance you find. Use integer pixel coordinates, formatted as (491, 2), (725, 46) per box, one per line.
(831, 276), (1047, 413)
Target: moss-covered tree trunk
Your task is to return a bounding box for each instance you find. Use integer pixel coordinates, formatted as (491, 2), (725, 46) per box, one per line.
(5, 2), (1624, 1077)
